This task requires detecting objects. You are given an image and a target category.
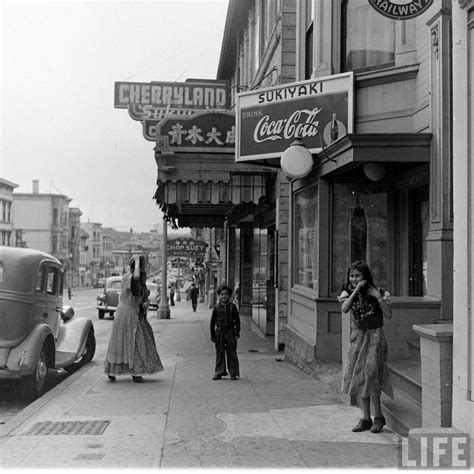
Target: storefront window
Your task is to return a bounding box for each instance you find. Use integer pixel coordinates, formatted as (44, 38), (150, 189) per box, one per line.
(342, 0), (395, 71)
(331, 183), (388, 295)
(294, 183), (318, 290)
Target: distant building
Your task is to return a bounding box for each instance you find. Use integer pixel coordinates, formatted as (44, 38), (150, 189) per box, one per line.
(0, 178), (18, 246)
(68, 207), (83, 287)
(100, 234), (116, 277)
(13, 180), (72, 265)
(81, 221), (103, 285)
(79, 228), (90, 286)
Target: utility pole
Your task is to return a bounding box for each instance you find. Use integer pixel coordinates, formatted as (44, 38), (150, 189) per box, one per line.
(157, 216), (170, 319)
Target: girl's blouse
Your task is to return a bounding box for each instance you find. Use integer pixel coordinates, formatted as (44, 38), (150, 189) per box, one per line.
(338, 288), (391, 330)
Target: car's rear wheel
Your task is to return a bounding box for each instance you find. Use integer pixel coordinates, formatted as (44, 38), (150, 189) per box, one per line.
(109, 311), (115, 317)
(98, 309), (105, 319)
(18, 344), (49, 402)
(64, 329), (96, 373)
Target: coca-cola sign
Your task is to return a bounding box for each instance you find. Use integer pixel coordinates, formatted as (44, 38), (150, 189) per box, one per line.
(236, 73), (354, 163)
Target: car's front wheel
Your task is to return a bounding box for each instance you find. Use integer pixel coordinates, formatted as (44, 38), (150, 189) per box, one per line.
(18, 344), (49, 402)
(98, 309), (105, 319)
(64, 328), (96, 373)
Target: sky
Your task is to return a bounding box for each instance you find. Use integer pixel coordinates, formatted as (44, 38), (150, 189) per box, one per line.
(0, 0), (229, 232)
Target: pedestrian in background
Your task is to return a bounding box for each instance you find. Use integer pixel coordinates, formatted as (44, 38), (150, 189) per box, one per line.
(186, 284), (192, 304)
(104, 255), (163, 383)
(210, 285), (240, 380)
(338, 260), (393, 433)
(189, 282), (199, 312)
(169, 281), (175, 306)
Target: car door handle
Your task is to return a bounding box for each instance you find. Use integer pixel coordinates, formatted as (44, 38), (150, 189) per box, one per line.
(42, 312), (48, 318)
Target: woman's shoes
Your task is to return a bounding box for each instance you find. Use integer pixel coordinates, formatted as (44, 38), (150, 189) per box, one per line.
(108, 375), (116, 382)
(370, 416), (386, 433)
(352, 418), (373, 432)
(132, 375), (145, 383)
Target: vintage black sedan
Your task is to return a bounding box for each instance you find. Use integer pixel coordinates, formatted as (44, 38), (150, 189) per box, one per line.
(0, 247), (96, 401)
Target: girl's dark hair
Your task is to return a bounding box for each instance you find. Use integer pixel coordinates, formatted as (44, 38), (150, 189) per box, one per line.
(343, 260), (376, 291)
(217, 284), (233, 296)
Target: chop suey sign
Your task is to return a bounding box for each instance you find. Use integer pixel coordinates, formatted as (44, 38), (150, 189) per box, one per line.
(166, 238), (206, 258)
(236, 73), (354, 162)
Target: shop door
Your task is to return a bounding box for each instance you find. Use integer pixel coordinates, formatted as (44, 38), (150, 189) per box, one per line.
(409, 185), (429, 296)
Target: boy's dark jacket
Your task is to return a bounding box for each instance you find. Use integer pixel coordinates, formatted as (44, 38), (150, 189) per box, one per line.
(210, 302), (240, 342)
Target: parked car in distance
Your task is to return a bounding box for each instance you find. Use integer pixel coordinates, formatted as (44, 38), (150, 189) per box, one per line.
(96, 276), (122, 319)
(93, 277), (106, 288)
(0, 247), (96, 401)
(147, 281), (160, 310)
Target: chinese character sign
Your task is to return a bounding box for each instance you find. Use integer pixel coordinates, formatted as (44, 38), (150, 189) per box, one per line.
(156, 110), (235, 153)
(167, 239), (206, 257)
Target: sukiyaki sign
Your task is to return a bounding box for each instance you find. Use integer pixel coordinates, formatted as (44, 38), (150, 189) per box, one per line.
(167, 238), (206, 257)
(236, 72), (354, 162)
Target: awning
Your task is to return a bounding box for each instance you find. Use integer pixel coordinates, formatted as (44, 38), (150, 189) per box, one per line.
(153, 152), (274, 228)
(315, 133), (432, 177)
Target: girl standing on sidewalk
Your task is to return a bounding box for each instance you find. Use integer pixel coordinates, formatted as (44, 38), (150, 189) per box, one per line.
(338, 260), (393, 433)
(104, 255), (163, 383)
(210, 285), (240, 380)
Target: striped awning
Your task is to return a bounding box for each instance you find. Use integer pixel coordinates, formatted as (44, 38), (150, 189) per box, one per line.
(153, 152), (273, 228)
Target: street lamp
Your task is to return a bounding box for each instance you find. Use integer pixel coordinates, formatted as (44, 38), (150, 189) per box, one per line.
(280, 119), (338, 180)
(280, 138), (315, 179)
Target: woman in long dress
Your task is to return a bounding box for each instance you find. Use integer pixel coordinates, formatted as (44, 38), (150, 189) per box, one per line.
(104, 255), (163, 382)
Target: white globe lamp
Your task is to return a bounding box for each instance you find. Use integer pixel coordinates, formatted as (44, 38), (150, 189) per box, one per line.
(280, 139), (314, 179)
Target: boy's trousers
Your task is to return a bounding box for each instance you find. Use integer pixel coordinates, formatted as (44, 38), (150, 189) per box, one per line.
(214, 326), (240, 377)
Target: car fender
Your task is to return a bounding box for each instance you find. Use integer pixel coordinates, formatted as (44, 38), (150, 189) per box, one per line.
(6, 324), (55, 375)
(56, 317), (94, 357)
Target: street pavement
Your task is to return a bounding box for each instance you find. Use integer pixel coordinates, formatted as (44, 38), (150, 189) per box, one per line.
(0, 297), (401, 469)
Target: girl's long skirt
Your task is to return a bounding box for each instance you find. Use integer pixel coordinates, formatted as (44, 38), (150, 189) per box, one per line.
(342, 327), (393, 398)
(104, 306), (163, 376)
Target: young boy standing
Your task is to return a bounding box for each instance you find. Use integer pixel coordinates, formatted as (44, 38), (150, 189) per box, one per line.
(210, 285), (240, 380)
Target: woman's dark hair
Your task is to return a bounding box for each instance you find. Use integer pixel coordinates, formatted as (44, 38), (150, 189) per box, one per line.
(129, 256), (145, 273)
(217, 284), (233, 296)
(343, 260), (376, 292)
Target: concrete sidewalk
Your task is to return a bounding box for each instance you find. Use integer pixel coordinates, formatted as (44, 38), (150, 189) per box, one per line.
(0, 300), (401, 469)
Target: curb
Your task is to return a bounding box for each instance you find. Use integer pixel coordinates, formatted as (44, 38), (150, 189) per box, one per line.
(0, 362), (95, 438)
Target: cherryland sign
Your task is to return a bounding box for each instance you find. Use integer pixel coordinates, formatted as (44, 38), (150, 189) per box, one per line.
(236, 72), (354, 163)
(114, 79), (231, 142)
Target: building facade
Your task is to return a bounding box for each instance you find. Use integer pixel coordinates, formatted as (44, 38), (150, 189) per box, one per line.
(451, 0), (474, 449)
(81, 221), (103, 285)
(68, 207), (82, 287)
(13, 181), (72, 265)
(219, 0), (462, 437)
(0, 178), (18, 246)
(217, 0), (295, 346)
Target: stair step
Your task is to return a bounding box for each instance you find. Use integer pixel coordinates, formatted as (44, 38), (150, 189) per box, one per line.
(388, 359), (422, 405)
(407, 339), (420, 359)
(382, 387), (422, 437)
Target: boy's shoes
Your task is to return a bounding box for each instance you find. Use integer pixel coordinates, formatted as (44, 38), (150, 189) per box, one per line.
(230, 375), (237, 380)
(352, 418), (373, 432)
(370, 416), (386, 433)
(212, 375), (222, 380)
